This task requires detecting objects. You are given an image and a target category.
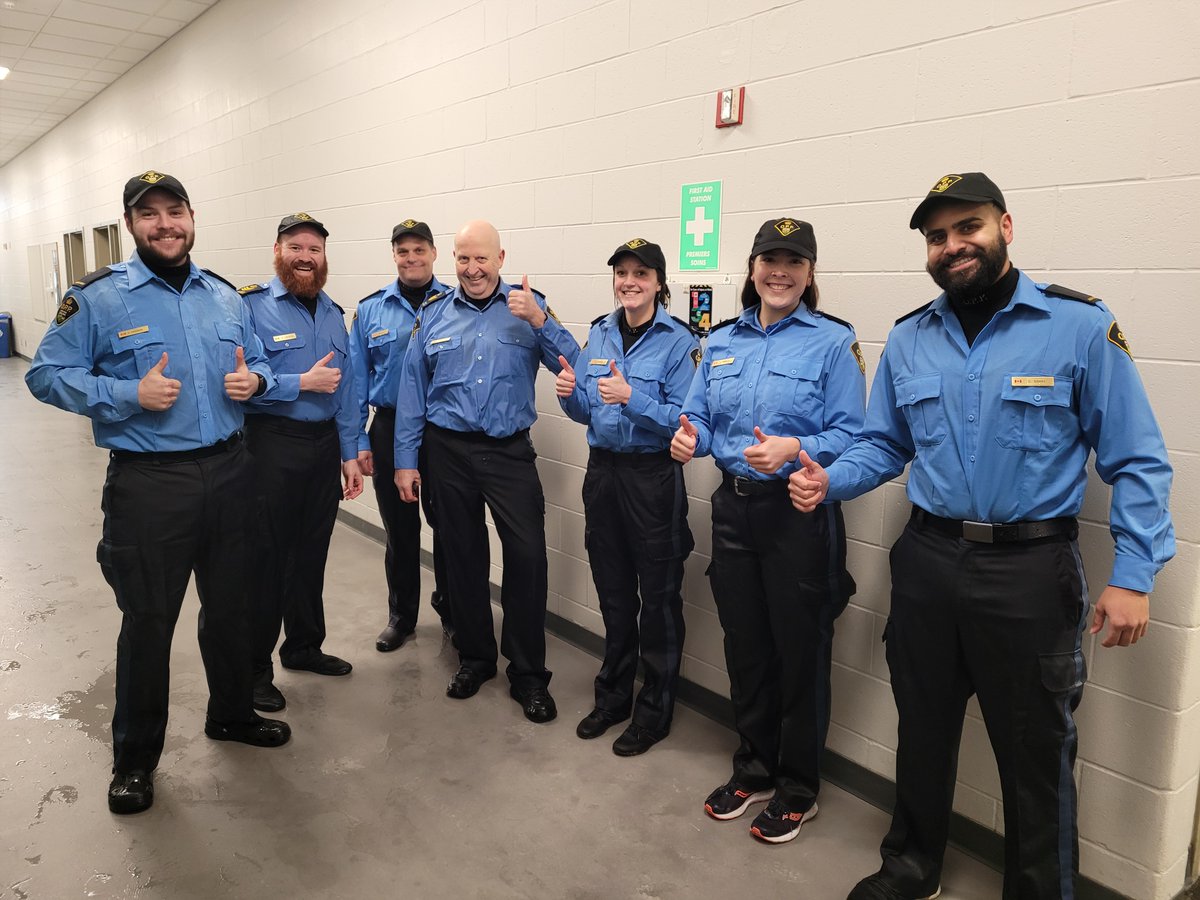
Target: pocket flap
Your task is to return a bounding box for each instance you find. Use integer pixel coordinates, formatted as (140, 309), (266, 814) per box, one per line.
(765, 356), (823, 381)
(895, 373), (942, 408)
(1001, 376), (1072, 408)
(428, 335), (461, 353)
(368, 329), (398, 348)
(709, 356), (744, 378)
(497, 329), (533, 349)
(110, 324), (164, 354)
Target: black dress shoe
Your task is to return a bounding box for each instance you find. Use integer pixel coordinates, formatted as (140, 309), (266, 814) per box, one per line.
(376, 625), (414, 653)
(205, 714), (292, 747)
(510, 684), (557, 723)
(281, 652), (353, 675)
(252, 681), (286, 712)
(612, 723), (664, 757)
(108, 771), (153, 815)
(446, 665), (493, 699)
(576, 708), (627, 739)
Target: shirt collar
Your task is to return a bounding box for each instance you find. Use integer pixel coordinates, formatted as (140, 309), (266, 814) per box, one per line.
(269, 275), (332, 308)
(929, 269), (1048, 323)
(126, 251), (201, 291)
(384, 275), (449, 304)
(735, 301), (817, 334)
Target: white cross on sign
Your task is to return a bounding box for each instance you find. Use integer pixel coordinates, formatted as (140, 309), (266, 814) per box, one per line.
(686, 206), (714, 246)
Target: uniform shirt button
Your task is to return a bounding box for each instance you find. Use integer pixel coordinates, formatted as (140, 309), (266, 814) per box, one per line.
(194, 353), (200, 359)
(968, 414), (975, 422)
(909, 394), (916, 401)
(477, 355), (483, 360)
(477, 378), (483, 384)
(1034, 394), (1042, 401)
(968, 374), (976, 381)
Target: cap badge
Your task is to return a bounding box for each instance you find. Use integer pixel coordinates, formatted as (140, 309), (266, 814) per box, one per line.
(625, 238), (648, 249)
(401, 219), (418, 228)
(774, 219), (799, 237)
(931, 174), (962, 193)
(139, 170), (165, 184)
(293, 212), (313, 221)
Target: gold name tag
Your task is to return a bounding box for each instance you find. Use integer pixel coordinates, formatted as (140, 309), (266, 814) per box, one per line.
(117, 325), (149, 339)
(711, 357), (735, 367)
(430, 337), (452, 345)
(371, 328), (389, 338)
(1010, 376), (1055, 387)
(589, 358), (610, 366)
(273, 333), (297, 343)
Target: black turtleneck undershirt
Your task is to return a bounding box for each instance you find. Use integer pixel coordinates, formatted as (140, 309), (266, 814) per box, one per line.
(143, 257), (191, 294)
(399, 278), (433, 311)
(951, 265), (1020, 347)
(618, 308), (654, 353)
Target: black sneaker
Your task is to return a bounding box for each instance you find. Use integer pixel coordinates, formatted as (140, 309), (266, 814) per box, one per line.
(749, 798), (817, 843)
(703, 781), (774, 820)
(847, 874), (942, 900)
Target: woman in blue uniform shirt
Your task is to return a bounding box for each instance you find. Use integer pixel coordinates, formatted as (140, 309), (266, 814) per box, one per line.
(557, 238), (699, 756)
(671, 218), (865, 843)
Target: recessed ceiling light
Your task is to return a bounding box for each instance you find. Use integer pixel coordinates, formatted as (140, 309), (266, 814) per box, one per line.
(0, 67), (11, 81)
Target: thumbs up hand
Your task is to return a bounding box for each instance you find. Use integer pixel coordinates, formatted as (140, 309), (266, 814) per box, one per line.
(506, 275), (547, 328)
(300, 350), (341, 394)
(138, 352), (182, 411)
(555, 355), (577, 398)
(788, 449), (830, 513)
(598, 359), (632, 405)
(670, 413), (699, 464)
(743, 426), (802, 475)
(224, 346), (260, 401)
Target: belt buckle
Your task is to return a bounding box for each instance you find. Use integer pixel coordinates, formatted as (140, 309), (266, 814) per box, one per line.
(962, 520), (994, 543)
(733, 476), (752, 497)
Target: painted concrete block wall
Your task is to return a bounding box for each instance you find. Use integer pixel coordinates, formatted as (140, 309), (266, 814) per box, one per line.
(0, 1), (1196, 895)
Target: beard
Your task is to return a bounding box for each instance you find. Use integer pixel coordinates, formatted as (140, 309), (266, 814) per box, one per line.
(134, 228), (195, 268)
(274, 250), (329, 299)
(927, 233), (1009, 302)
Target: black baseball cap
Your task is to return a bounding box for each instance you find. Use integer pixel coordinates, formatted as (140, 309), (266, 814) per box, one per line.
(750, 218), (817, 262)
(909, 172), (1006, 230)
(391, 219), (435, 243)
(123, 170), (189, 208)
(277, 212), (329, 238)
(606, 237), (666, 270)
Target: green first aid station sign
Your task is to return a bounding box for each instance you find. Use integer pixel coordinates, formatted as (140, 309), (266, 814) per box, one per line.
(679, 181), (721, 271)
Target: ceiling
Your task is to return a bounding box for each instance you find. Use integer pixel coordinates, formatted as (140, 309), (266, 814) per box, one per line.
(0, 0), (219, 169)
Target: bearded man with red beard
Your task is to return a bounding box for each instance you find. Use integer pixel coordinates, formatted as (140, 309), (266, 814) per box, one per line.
(238, 214), (364, 713)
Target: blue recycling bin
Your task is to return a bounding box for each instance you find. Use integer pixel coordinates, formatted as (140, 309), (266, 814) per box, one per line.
(0, 312), (12, 358)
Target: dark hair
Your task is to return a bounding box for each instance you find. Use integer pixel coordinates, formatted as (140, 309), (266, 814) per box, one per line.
(739, 254), (818, 311)
(611, 256), (671, 307)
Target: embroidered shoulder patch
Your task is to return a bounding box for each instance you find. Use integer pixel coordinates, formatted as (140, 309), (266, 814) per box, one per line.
(690, 347), (702, 368)
(1107, 321), (1131, 357)
(55, 295), (80, 325)
(850, 341), (866, 374)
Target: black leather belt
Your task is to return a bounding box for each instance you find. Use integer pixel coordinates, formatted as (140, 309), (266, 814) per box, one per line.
(426, 422), (528, 445)
(911, 507), (1076, 544)
(721, 471), (786, 497)
(373, 406), (396, 419)
(111, 431), (243, 464)
(590, 447), (673, 467)
(244, 413), (335, 436)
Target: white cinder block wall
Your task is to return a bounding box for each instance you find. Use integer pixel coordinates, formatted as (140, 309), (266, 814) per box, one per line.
(1, 1), (1197, 896)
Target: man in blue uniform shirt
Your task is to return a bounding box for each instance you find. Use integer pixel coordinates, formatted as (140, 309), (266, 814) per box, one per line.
(394, 220), (581, 723)
(25, 170), (292, 816)
(239, 213), (364, 712)
(348, 220), (454, 652)
(789, 172), (1175, 900)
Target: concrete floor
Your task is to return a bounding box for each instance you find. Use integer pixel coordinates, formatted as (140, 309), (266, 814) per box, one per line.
(0, 356), (1002, 899)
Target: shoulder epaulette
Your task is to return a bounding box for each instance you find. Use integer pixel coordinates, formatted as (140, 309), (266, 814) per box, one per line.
(420, 290), (449, 309)
(330, 300), (345, 315)
(203, 269), (238, 292)
(359, 288), (385, 304)
(591, 312), (610, 326)
(817, 311), (855, 331)
(72, 267), (113, 289)
(710, 316), (738, 333)
(670, 314), (701, 336)
(1042, 284), (1100, 305)
(236, 282), (267, 296)
(531, 288), (547, 300)
(895, 301), (933, 326)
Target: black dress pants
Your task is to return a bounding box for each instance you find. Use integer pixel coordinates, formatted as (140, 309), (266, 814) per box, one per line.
(369, 407), (450, 632)
(583, 448), (692, 735)
(244, 414), (341, 677)
(706, 477), (853, 811)
(877, 512), (1088, 900)
(423, 424), (549, 689)
(97, 440), (256, 775)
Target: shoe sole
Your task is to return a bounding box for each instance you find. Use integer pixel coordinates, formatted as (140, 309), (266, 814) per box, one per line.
(252, 699), (286, 712)
(705, 788), (775, 821)
(749, 803), (818, 844)
(204, 725), (291, 747)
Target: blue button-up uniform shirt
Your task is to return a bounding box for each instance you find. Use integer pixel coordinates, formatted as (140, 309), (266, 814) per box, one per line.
(242, 277), (359, 462)
(826, 271), (1175, 592)
(347, 276), (450, 454)
(681, 303), (866, 480)
(559, 305), (700, 453)
(394, 282), (581, 469)
(25, 252), (275, 452)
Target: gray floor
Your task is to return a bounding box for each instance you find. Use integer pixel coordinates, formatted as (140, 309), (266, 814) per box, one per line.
(0, 356), (1002, 899)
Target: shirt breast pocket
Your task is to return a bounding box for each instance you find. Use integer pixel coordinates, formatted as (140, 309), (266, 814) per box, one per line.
(894, 373), (947, 447)
(626, 359), (667, 400)
(267, 333), (307, 355)
(496, 329), (535, 377)
(427, 335), (464, 385)
(584, 359), (613, 405)
(214, 322), (242, 372)
(110, 325), (166, 378)
(766, 356), (823, 419)
(708, 356), (745, 412)
(368, 328), (398, 365)
(996, 376), (1076, 452)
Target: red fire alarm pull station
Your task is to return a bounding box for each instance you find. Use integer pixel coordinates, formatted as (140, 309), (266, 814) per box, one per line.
(715, 87), (745, 128)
